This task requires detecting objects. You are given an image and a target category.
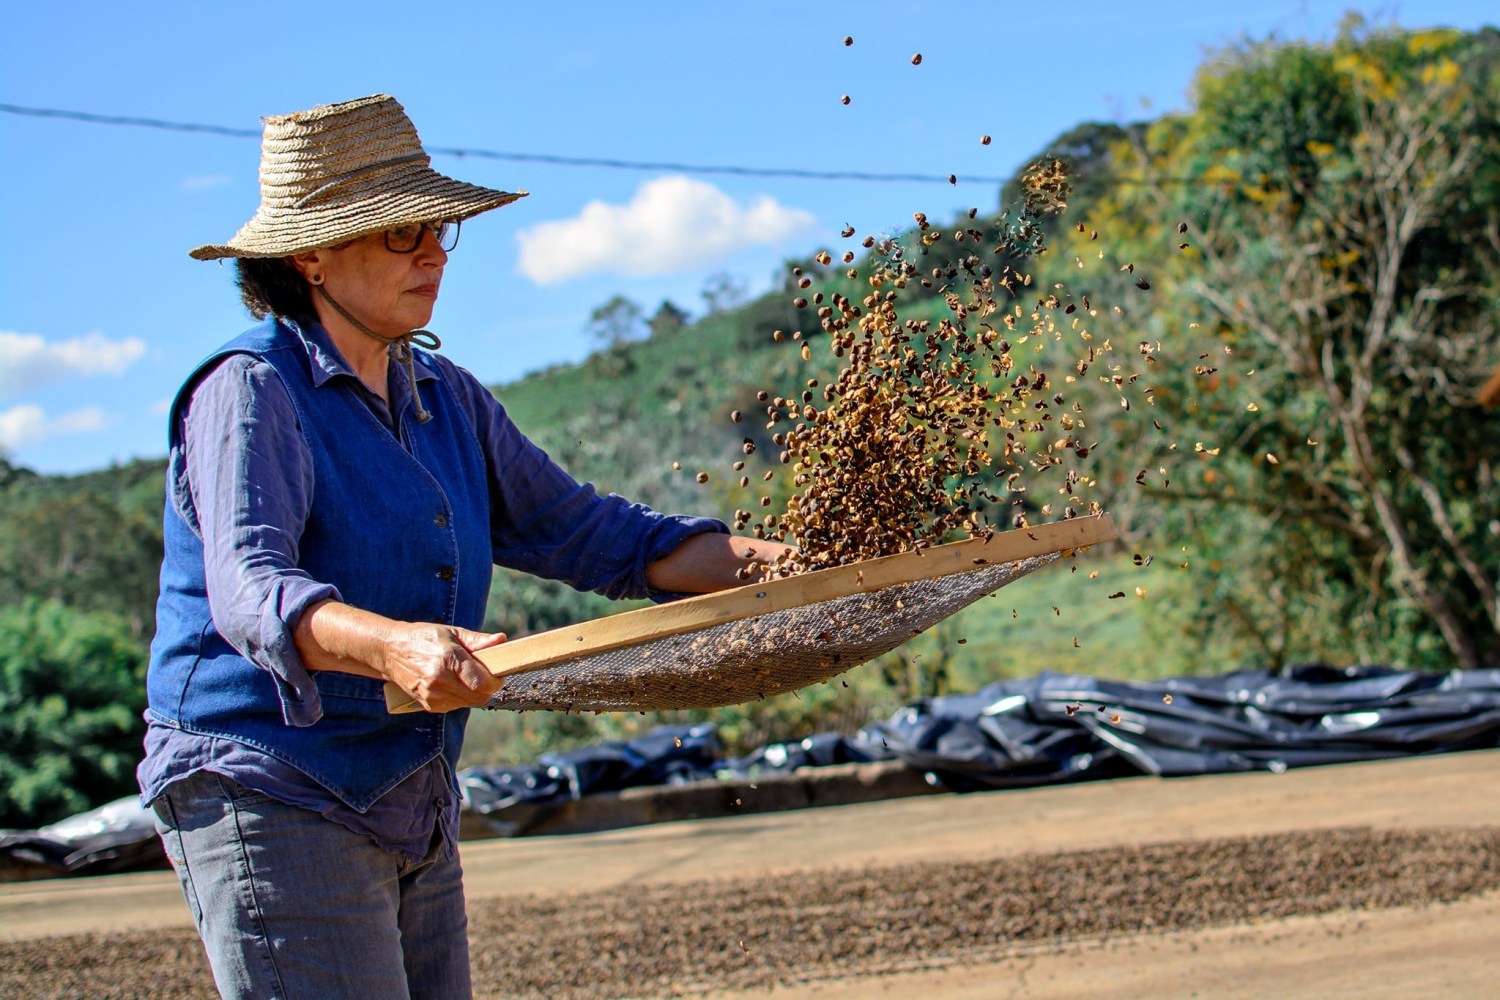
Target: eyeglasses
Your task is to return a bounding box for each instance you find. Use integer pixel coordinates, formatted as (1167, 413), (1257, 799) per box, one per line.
(383, 219), (461, 254)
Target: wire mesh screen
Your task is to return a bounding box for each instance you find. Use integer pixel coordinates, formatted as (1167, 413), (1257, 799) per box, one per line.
(485, 552), (1058, 713)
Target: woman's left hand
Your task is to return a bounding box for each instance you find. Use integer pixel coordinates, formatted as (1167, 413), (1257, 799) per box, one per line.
(646, 532), (797, 593)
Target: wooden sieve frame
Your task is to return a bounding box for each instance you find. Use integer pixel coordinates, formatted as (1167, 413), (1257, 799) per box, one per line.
(384, 513), (1116, 713)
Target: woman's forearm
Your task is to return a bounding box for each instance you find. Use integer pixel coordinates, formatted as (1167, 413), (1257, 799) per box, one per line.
(294, 600), (399, 678)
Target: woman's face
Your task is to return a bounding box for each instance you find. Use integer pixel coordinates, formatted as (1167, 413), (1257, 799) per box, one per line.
(294, 226), (448, 339)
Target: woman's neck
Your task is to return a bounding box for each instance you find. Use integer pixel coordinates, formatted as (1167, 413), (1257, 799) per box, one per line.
(312, 301), (392, 400)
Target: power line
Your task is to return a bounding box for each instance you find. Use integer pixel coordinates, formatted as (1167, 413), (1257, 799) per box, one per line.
(0, 103), (261, 138)
(0, 102), (1010, 185)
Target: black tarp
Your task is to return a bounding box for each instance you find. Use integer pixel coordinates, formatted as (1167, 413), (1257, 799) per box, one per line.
(856, 665), (1500, 789)
(458, 722), (723, 834)
(7, 665), (1500, 874)
(461, 665), (1500, 813)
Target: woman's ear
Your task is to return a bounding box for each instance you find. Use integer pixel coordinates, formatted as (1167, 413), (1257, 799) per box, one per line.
(289, 250), (325, 283)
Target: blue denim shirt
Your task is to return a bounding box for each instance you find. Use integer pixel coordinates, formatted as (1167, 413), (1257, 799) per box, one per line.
(139, 317), (725, 860)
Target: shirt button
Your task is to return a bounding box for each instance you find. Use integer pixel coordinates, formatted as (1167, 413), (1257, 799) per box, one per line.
(437, 566), (455, 581)
(434, 513), (448, 528)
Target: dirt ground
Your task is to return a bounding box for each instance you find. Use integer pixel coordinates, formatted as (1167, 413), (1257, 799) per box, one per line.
(2, 750), (1497, 999)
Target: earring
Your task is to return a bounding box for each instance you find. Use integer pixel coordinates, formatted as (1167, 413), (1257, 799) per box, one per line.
(309, 274), (324, 286)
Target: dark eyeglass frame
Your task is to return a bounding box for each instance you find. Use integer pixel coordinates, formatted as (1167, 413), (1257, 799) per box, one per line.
(383, 219), (462, 254)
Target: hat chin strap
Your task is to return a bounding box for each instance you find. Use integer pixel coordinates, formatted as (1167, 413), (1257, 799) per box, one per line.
(314, 284), (441, 424)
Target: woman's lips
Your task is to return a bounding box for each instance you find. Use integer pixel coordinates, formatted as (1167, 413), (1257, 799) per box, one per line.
(407, 284), (440, 299)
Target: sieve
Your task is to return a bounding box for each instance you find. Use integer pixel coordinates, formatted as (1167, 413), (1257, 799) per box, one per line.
(384, 513), (1116, 714)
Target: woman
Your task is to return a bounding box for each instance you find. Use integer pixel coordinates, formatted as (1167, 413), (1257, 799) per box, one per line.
(140, 94), (789, 998)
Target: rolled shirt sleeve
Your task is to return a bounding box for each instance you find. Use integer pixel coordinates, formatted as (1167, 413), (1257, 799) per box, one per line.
(439, 361), (727, 601)
(179, 355), (340, 725)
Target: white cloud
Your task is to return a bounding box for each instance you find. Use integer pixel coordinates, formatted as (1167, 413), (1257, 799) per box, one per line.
(0, 404), (106, 452)
(515, 175), (816, 284)
(181, 174), (232, 191)
(0, 330), (147, 400)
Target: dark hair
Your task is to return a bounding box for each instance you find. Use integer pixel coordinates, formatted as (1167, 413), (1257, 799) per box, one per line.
(235, 257), (314, 321)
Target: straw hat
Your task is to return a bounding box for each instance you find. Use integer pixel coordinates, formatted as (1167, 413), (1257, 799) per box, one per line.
(190, 94), (526, 260)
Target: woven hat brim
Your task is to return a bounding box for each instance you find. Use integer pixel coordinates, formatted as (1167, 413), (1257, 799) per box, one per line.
(189, 170), (527, 260)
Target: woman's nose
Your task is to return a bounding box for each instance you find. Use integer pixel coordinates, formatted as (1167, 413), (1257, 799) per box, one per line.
(415, 230), (448, 266)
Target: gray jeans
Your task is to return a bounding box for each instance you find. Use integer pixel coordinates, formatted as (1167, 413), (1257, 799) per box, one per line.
(151, 770), (472, 999)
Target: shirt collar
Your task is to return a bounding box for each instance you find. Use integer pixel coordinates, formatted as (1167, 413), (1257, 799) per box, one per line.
(282, 316), (436, 389)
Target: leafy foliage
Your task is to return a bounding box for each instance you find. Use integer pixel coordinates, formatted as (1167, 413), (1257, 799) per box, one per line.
(0, 600), (148, 828)
(1069, 22), (1500, 669)
(0, 458), (165, 639)
(588, 294), (646, 348)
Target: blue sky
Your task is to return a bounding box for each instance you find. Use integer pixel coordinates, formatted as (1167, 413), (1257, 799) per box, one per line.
(1, 1), (1493, 475)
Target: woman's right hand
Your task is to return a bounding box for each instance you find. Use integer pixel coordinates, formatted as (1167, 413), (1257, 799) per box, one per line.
(377, 622), (507, 713)
(295, 600), (506, 712)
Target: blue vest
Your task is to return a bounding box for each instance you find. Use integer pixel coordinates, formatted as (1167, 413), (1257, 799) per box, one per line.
(146, 317), (493, 810)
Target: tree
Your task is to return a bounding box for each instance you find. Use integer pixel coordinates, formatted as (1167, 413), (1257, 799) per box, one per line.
(0, 456), (36, 491)
(0, 488), (164, 638)
(588, 294), (645, 348)
(700, 272), (747, 316)
(648, 300), (692, 339)
(1082, 23), (1500, 669)
(0, 599), (148, 828)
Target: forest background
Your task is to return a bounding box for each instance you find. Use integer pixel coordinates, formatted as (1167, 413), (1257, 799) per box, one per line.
(1, 20), (1496, 829)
